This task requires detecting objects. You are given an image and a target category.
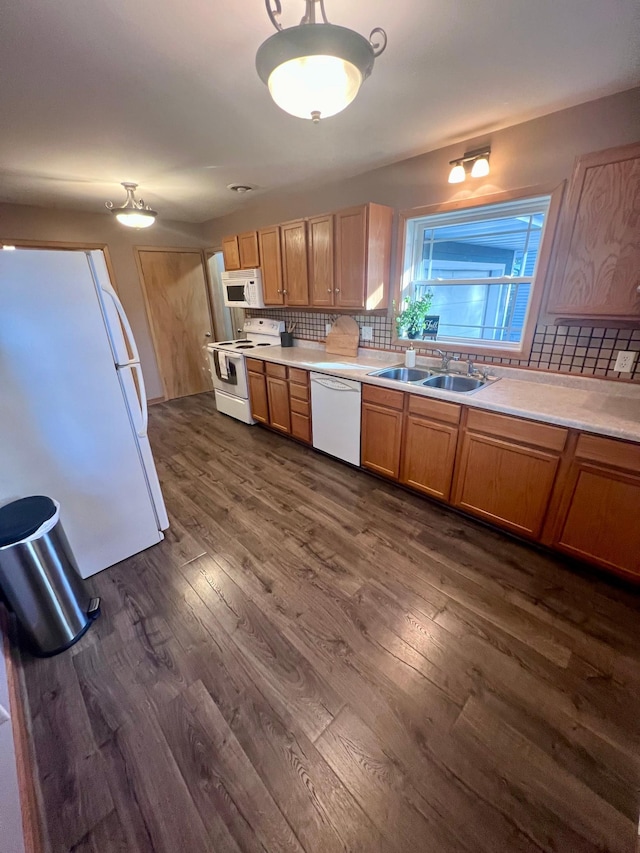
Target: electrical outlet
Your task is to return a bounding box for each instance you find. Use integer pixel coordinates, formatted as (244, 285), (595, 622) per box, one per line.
(614, 351), (638, 372)
(325, 323), (332, 336)
(361, 325), (373, 341)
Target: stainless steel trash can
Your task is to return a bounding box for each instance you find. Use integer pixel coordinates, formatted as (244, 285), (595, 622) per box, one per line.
(0, 496), (100, 656)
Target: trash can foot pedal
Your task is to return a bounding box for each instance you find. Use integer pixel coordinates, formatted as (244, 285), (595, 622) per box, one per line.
(87, 598), (101, 620)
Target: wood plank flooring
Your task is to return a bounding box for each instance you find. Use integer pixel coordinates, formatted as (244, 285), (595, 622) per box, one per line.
(20, 393), (640, 853)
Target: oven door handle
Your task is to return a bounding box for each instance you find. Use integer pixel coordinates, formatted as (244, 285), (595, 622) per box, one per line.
(213, 350), (238, 385)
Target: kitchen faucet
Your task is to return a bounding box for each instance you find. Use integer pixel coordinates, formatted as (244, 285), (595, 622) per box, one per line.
(435, 349), (460, 371)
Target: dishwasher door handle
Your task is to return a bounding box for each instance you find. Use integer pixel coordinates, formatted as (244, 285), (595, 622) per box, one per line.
(311, 377), (359, 391)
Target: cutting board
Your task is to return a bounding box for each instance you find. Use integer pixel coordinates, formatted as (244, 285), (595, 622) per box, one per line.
(325, 316), (359, 357)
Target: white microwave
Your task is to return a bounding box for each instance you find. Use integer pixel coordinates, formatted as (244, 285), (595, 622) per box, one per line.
(222, 269), (265, 308)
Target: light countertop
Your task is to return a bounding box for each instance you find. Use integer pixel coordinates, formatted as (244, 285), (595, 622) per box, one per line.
(246, 344), (640, 443)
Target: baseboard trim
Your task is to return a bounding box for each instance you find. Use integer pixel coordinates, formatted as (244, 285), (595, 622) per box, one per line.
(147, 396), (166, 406)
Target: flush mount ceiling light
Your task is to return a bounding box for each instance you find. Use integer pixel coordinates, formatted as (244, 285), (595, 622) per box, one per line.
(105, 182), (158, 228)
(227, 184), (254, 193)
(256, 0), (387, 122)
(448, 148), (491, 184)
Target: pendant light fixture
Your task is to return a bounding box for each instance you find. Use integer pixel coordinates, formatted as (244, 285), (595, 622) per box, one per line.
(105, 182), (158, 229)
(447, 148), (491, 184)
(256, 0), (387, 122)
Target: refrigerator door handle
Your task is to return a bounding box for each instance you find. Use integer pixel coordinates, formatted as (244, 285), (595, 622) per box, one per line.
(130, 362), (148, 437)
(99, 283), (140, 364)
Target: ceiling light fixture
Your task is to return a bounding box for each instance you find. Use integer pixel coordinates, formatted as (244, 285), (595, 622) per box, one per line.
(2, 245), (16, 251)
(105, 182), (158, 229)
(227, 184), (254, 194)
(448, 148), (491, 184)
(256, 0), (387, 123)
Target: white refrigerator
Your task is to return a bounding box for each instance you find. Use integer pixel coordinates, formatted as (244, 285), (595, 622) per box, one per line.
(0, 248), (169, 578)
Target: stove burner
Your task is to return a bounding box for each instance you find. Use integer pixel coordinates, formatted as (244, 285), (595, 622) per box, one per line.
(256, 342), (271, 347)
(236, 344), (255, 349)
(218, 341), (234, 346)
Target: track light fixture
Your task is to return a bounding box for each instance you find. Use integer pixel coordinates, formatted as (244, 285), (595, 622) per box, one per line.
(256, 0), (387, 122)
(448, 148), (491, 184)
(105, 182), (158, 229)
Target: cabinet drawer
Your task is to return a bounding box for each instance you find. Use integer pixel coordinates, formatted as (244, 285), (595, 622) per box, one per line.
(575, 433), (640, 473)
(362, 383), (405, 411)
(289, 382), (310, 403)
(246, 358), (265, 374)
(408, 394), (461, 425)
(466, 409), (568, 452)
(290, 396), (310, 416)
(266, 362), (288, 380)
(291, 412), (312, 444)
(288, 367), (309, 386)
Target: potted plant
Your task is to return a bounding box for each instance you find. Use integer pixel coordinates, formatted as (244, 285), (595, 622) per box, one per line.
(395, 292), (435, 339)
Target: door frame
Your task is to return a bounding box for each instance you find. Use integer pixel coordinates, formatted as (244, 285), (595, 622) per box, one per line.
(134, 246), (215, 401)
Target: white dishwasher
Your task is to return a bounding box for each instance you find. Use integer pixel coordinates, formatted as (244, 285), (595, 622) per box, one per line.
(310, 372), (362, 465)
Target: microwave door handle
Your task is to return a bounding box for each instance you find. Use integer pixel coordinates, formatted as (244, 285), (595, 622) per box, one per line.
(244, 282), (249, 304)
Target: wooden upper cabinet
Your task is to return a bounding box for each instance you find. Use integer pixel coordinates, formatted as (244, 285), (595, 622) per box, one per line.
(546, 141), (640, 318)
(549, 434), (640, 580)
(308, 214), (335, 307)
(451, 410), (568, 539)
(281, 219), (309, 306)
(258, 226), (284, 305)
(335, 203), (393, 310)
(221, 235), (240, 271)
(238, 231), (260, 269)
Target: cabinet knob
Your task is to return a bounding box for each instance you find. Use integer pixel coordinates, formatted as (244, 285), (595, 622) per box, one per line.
(327, 288), (333, 292)
(335, 288), (340, 293)
(277, 289), (282, 293)
(637, 285), (640, 294)
(282, 290), (288, 295)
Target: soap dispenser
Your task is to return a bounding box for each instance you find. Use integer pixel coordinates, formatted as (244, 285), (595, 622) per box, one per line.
(405, 346), (416, 368)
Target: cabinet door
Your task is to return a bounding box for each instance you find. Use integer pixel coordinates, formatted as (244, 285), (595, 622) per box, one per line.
(248, 371), (269, 424)
(308, 214), (335, 307)
(547, 142), (640, 317)
(335, 206), (367, 309)
(553, 462), (640, 579)
(361, 403), (403, 479)
(401, 415), (458, 501)
(238, 231), (260, 269)
(452, 432), (560, 538)
(266, 376), (291, 433)
(281, 220), (309, 306)
(258, 226), (284, 305)
(221, 236), (240, 271)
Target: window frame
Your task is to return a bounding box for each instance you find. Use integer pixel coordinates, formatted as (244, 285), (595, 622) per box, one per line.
(392, 183), (565, 359)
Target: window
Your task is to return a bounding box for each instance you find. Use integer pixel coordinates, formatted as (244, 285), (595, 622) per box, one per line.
(397, 192), (556, 355)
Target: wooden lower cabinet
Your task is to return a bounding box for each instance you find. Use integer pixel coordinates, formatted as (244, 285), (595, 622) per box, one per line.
(549, 434), (640, 579)
(361, 403), (403, 479)
(451, 410), (568, 539)
(247, 368), (269, 424)
(400, 395), (461, 500)
(266, 376), (291, 434)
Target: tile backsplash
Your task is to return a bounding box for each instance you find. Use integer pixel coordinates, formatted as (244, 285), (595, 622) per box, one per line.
(247, 310), (640, 381)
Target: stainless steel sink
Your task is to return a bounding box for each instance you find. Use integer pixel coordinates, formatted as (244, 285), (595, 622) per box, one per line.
(421, 374), (488, 394)
(368, 367), (433, 382)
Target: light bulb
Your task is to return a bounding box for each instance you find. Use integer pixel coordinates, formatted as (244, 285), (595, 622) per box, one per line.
(115, 211), (156, 228)
(471, 156), (490, 178)
(448, 163), (466, 184)
(2, 245), (16, 251)
(268, 55), (363, 120)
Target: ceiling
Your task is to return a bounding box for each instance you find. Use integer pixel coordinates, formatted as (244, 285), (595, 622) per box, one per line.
(1, 0), (638, 223)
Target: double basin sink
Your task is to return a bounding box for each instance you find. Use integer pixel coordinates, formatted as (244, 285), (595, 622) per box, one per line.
(368, 366), (490, 395)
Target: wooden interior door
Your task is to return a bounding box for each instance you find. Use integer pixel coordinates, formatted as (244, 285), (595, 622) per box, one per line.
(308, 214), (335, 307)
(137, 250), (213, 400)
(281, 220), (309, 306)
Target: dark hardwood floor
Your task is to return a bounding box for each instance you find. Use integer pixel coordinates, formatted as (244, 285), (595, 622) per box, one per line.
(21, 393), (640, 853)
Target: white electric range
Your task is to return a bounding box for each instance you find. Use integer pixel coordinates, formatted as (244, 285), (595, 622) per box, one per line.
(207, 318), (284, 423)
